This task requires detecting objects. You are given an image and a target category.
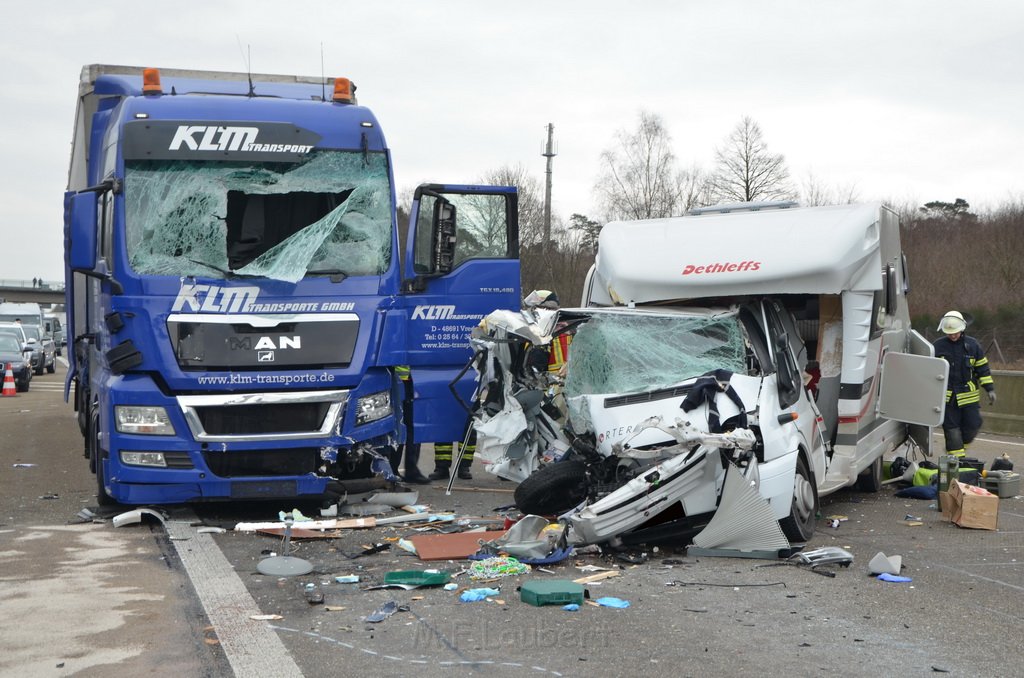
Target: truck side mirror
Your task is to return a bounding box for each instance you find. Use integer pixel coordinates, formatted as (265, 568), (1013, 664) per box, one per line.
(433, 199), (457, 275)
(68, 191), (98, 272)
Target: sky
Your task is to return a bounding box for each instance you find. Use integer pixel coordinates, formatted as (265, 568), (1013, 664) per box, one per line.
(2, 1), (1022, 282)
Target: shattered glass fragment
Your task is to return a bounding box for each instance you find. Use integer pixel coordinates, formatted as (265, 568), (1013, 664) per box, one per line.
(125, 151), (392, 282)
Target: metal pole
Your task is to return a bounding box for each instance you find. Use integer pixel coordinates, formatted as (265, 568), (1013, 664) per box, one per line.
(542, 123), (556, 244)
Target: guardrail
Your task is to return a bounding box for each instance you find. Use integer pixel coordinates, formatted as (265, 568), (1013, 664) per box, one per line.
(982, 370), (1023, 437)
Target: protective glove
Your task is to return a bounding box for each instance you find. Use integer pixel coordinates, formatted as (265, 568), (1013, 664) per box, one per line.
(987, 390), (997, 406)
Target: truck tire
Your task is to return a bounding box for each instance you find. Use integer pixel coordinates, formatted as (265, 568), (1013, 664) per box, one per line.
(780, 454), (818, 543)
(855, 455), (883, 492)
(514, 460), (589, 515)
(90, 412), (116, 506)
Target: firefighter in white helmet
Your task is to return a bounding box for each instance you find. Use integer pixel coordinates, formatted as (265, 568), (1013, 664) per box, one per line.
(932, 311), (995, 457)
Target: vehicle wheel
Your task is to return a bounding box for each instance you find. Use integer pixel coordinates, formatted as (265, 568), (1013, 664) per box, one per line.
(76, 383), (88, 435)
(514, 460), (589, 515)
(47, 359), (55, 374)
(780, 454), (818, 543)
(17, 380), (28, 392)
(34, 362), (43, 376)
(90, 412), (117, 506)
(855, 454), (883, 492)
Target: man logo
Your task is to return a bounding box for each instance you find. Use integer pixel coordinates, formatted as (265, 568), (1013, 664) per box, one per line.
(258, 351), (275, 362)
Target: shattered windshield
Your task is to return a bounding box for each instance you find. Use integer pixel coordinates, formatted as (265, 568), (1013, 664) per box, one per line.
(125, 151), (392, 283)
(564, 312), (748, 396)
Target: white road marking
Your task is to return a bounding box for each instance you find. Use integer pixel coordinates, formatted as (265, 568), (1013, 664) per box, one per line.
(164, 518), (303, 678)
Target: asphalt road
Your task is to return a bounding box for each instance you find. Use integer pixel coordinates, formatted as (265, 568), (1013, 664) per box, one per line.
(3, 363), (1024, 677)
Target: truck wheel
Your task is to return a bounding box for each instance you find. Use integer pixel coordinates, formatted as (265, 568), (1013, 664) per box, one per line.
(855, 455), (883, 492)
(90, 412), (116, 506)
(780, 454), (818, 543)
(514, 460), (589, 515)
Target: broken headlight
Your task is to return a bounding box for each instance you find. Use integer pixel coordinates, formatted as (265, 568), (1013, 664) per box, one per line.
(355, 390), (391, 425)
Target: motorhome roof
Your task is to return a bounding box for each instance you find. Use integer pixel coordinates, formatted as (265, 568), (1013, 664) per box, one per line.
(596, 202), (890, 304)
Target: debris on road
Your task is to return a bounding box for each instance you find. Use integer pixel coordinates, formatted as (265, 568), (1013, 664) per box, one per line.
(469, 556), (529, 579)
(363, 600), (402, 622)
(868, 552), (903, 576)
(112, 507), (167, 528)
(460, 588), (500, 602)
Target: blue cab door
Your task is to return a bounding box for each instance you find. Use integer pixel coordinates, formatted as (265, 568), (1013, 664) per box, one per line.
(402, 184), (519, 444)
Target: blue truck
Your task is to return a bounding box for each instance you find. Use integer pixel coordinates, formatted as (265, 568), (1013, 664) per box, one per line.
(64, 65), (520, 505)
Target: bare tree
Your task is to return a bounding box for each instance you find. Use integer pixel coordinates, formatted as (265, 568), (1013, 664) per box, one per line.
(679, 164), (713, 211)
(479, 164), (545, 248)
(709, 116), (795, 204)
(799, 170), (860, 206)
(594, 111), (683, 221)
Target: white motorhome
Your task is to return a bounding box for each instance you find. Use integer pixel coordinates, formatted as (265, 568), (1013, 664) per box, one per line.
(470, 202), (948, 547)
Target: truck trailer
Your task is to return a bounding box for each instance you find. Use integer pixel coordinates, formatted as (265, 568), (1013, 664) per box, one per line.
(64, 65), (520, 505)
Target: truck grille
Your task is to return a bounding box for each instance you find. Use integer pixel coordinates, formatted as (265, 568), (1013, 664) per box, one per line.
(196, 402), (331, 436)
(177, 390), (347, 442)
(203, 448), (319, 478)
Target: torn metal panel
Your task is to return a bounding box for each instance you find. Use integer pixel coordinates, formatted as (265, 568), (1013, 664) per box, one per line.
(690, 463), (790, 553)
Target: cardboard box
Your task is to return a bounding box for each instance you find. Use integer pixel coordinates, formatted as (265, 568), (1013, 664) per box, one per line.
(938, 491), (953, 520)
(947, 480), (998, 530)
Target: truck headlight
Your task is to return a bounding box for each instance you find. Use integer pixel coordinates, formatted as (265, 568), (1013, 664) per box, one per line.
(120, 451), (168, 467)
(355, 390), (391, 425)
(115, 406), (175, 435)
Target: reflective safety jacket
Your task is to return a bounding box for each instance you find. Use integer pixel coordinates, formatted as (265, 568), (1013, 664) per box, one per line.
(933, 334), (994, 406)
(548, 334), (572, 373)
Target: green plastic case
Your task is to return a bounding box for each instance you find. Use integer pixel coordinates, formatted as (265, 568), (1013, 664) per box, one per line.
(519, 580), (585, 607)
(383, 570), (451, 587)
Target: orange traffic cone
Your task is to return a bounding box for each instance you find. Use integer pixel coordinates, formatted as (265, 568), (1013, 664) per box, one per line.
(2, 362), (16, 397)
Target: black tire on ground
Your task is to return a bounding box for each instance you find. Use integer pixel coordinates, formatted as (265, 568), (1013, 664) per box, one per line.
(16, 380), (28, 392)
(855, 454), (883, 492)
(780, 453), (818, 543)
(514, 460), (589, 515)
(47, 359), (55, 374)
(34, 361), (43, 376)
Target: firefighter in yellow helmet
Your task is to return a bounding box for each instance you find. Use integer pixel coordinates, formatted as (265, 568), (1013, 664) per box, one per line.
(932, 311), (995, 458)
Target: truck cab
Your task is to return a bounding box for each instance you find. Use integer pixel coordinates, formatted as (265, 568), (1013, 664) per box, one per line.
(64, 65), (519, 505)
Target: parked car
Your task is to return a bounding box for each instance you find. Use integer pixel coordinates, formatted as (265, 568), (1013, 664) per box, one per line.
(0, 323), (55, 375)
(44, 315), (65, 356)
(0, 334), (33, 391)
(22, 325), (56, 375)
(0, 324), (35, 371)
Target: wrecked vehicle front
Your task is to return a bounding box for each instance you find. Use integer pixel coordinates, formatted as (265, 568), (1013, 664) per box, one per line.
(470, 304), (824, 547)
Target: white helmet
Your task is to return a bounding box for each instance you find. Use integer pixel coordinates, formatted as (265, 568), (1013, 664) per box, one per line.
(938, 310), (967, 335)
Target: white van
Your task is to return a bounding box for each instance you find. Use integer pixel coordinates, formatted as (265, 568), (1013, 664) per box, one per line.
(0, 302), (44, 328)
(470, 202), (948, 547)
